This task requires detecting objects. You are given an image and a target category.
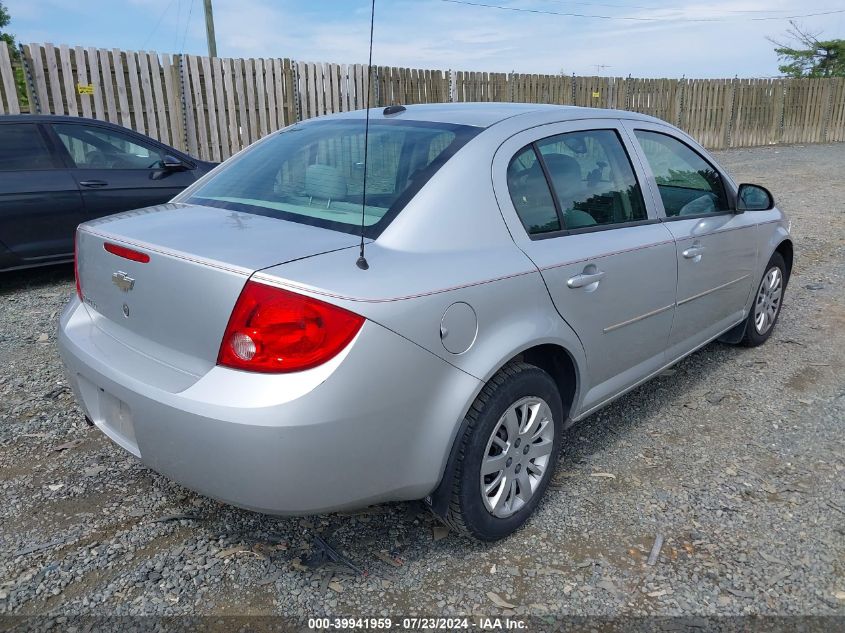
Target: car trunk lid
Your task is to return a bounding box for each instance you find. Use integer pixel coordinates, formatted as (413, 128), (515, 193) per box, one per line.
(76, 203), (359, 376)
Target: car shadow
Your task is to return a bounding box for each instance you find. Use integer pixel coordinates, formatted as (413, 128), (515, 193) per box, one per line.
(0, 264), (74, 297)
(557, 341), (740, 465)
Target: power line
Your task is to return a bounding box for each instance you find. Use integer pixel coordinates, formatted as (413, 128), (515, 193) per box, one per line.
(750, 8), (845, 20)
(544, 0), (839, 13)
(180, 0), (195, 53)
(142, 0), (177, 49)
(441, 0), (687, 22)
(440, 0), (845, 23)
(174, 0), (181, 51)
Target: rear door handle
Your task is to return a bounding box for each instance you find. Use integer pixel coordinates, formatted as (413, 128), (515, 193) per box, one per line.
(682, 246), (704, 259)
(567, 270), (606, 289)
(79, 180), (108, 188)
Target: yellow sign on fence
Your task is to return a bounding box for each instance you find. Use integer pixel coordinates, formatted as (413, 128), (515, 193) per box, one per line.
(592, 91), (600, 98)
(76, 83), (94, 95)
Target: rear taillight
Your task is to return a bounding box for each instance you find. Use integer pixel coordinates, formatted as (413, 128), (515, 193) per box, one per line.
(217, 281), (365, 373)
(74, 231), (82, 300)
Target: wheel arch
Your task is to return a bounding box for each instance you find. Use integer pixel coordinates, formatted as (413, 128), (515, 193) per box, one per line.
(723, 233), (793, 345)
(775, 238), (793, 285)
(517, 343), (579, 423)
(425, 340), (583, 519)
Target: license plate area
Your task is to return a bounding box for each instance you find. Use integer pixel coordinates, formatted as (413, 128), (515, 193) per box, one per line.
(76, 374), (141, 457)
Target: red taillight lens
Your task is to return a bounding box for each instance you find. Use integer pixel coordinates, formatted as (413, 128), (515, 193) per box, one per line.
(217, 281), (365, 373)
(103, 242), (150, 263)
(74, 231), (82, 300)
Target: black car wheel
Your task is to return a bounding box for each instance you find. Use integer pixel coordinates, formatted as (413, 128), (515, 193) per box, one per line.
(444, 361), (563, 541)
(741, 252), (787, 347)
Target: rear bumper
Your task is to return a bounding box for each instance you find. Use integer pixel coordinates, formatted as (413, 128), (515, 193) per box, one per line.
(58, 297), (480, 514)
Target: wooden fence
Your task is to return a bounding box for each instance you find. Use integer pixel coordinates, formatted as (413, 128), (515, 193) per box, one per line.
(2, 42), (844, 161)
(0, 44), (20, 114)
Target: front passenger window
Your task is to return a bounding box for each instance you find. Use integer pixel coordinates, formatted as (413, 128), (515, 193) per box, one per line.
(53, 123), (168, 170)
(634, 130), (729, 217)
(536, 129), (647, 229)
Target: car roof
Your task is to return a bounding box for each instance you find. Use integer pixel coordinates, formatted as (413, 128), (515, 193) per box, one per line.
(0, 114), (131, 126)
(316, 102), (667, 128)
(3, 103), (667, 131)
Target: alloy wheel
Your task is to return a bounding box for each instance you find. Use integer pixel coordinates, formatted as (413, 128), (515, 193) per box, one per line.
(754, 266), (783, 335)
(480, 396), (555, 518)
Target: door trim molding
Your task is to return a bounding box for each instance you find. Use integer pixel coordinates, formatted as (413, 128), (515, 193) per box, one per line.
(573, 313), (747, 421)
(603, 303), (675, 333)
(676, 274), (750, 307)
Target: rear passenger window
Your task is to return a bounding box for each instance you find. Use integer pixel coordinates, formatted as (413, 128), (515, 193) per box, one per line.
(634, 130), (729, 217)
(536, 130), (647, 229)
(506, 146), (560, 235)
(0, 124), (54, 170)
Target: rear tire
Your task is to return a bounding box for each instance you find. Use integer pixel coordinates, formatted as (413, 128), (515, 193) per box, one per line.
(444, 361), (563, 541)
(741, 252), (786, 347)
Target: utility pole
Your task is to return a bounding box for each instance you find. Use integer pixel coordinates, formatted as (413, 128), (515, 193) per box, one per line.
(203, 0), (217, 57)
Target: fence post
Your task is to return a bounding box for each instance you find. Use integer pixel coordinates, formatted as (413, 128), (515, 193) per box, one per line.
(178, 54), (200, 157)
(172, 54), (189, 153)
(774, 79), (786, 144)
(676, 75), (685, 127)
(18, 43), (39, 114)
(607, 76), (616, 110)
(291, 60), (302, 122)
(374, 65), (381, 107)
(177, 53), (188, 150)
(820, 78), (835, 142)
(721, 77), (737, 149)
(295, 60), (307, 120)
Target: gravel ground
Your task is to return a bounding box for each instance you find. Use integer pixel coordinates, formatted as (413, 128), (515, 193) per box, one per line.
(1, 143), (843, 623)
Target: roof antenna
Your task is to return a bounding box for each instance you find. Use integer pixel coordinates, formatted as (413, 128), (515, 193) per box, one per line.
(356, 0), (376, 271)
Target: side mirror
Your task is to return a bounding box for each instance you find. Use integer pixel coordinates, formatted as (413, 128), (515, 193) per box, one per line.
(736, 183), (774, 212)
(162, 154), (187, 170)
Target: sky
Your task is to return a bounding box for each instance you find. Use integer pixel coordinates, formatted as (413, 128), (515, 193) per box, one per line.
(4, 0), (845, 78)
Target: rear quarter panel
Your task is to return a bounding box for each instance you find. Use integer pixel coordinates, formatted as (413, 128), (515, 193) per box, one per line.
(255, 251), (586, 389)
(255, 254), (589, 482)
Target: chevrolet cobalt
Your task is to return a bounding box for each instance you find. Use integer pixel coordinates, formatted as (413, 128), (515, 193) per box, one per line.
(58, 104), (792, 540)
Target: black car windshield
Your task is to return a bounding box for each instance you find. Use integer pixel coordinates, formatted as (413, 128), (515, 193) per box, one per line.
(185, 118), (480, 238)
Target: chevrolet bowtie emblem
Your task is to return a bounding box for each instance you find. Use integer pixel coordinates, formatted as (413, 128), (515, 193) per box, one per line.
(112, 271), (135, 292)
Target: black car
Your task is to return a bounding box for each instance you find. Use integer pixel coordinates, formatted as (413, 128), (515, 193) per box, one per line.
(0, 115), (216, 271)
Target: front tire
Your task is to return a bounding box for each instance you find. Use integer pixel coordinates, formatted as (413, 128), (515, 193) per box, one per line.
(444, 361), (563, 541)
(741, 252), (787, 347)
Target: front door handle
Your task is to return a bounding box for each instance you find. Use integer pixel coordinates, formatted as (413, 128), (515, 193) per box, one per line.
(79, 180), (108, 188)
(682, 246), (704, 259)
(567, 270), (606, 289)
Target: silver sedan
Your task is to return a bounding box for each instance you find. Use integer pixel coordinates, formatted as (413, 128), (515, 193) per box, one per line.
(58, 103), (792, 541)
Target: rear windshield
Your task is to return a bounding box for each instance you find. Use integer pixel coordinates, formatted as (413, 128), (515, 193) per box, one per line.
(184, 119), (480, 238)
